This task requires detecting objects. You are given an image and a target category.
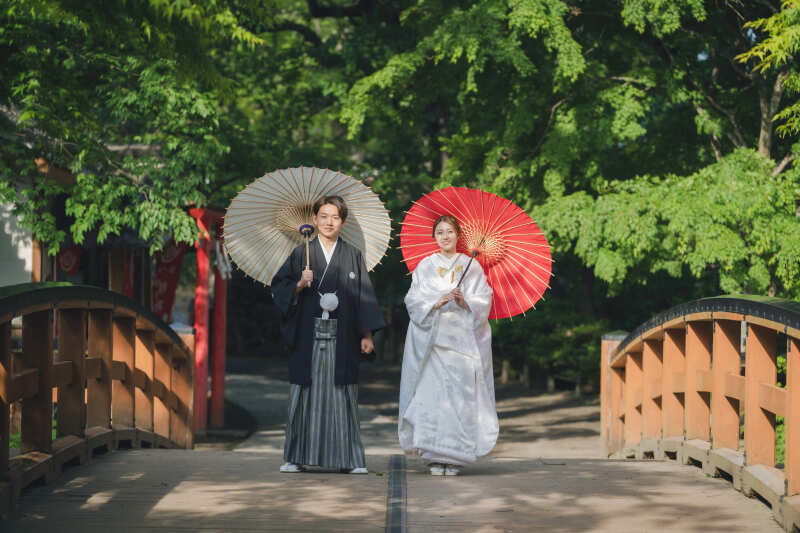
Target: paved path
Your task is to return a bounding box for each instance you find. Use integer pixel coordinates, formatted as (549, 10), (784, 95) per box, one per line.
(3, 363), (784, 532)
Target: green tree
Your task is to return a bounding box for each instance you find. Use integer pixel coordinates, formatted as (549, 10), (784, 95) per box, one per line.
(2, 0), (269, 253)
(737, 0), (800, 138)
(329, 0), (800, 380)
(4, 0), (800, 386)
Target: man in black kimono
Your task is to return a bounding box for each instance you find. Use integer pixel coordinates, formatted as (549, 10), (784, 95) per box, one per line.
(271, 195), (385, 473)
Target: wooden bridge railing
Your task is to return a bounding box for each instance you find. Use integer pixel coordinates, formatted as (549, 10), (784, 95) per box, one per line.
(601, 295), (800, 531)
(0, 283), (194, 515)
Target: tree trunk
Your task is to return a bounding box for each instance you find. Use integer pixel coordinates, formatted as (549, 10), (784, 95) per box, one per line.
(10, 401), (22, 436)
(758, 85), (773, 158)
(768, 280), (778, 297)
(758, 70), (788, 159)
(426, 101), (448, 177)
(580, 266), (595, 318)
(500, 359), (511, 384)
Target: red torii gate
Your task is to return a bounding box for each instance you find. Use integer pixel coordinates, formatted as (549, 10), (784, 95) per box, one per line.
(190, 207), (228, 432)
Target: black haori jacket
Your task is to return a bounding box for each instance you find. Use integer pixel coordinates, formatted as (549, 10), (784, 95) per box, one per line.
(271, 237), (385, 386)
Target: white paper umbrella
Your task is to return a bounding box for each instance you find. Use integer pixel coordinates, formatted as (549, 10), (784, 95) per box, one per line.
(223, 166), (391, 284)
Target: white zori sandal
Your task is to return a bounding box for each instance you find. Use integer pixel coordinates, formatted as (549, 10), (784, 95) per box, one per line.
(444, 464), (461, 476)
(279, 462), (305, 473)
(429, 463), (445, 476)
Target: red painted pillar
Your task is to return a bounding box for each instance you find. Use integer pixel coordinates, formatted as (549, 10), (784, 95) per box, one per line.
(210, 259), (227, 428)
(193, 210), (211, 433)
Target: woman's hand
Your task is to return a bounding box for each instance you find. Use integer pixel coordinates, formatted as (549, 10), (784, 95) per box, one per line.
(451, 288), (470, 311)
(433, 293), (453, 310)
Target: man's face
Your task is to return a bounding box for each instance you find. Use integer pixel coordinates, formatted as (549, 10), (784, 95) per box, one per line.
(312, 203), (345, 240)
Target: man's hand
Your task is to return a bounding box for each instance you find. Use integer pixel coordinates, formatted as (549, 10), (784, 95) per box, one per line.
(361, 332), (374, 354)
(295, 268), (313, 293)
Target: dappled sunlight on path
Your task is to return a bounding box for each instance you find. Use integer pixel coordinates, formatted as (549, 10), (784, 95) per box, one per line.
(2, 366), (786, 532)
(404, 456), (782, 532)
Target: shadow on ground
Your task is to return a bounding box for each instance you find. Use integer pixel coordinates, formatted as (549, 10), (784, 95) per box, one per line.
(4, 356), (781, 532)
(404, 455), (783, 532)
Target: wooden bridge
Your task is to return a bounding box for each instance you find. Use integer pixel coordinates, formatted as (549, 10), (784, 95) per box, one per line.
(600, 295), (800, 531)
(0, 285), (797, 531)
(0, 283), (194, 512)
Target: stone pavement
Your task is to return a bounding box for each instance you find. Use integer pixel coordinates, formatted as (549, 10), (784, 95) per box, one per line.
(2, 362), (784, 532)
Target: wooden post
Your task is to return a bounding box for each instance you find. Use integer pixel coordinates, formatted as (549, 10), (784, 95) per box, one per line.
(56, 309), (86, 437)
(112, 317), (135, 428)
(611, 366), (625, 454)
(154, 343), (171, 440)
(1, 322), (10, 476)
(134, 329), (155, 433)
(625, 350), (643, 448)
(685, 321), (712, 441)
(662, 328), (686, 439)
(210, 264), (227, 428)
(601, 336), (623, 454)
(712, 320), (741, 451)
(601, 334), (626, 455)
(743, 323), (776, 466)
(108, 249), (127, 294)
(32, 239), (43, 282)
(87, 310), (113, 428)
(643, 339), (663, 440)
(600, 338), (609, 449)
(21, 310), (53, 453)
(787, 336), (800, 496)
(141, 251), (152, 311)
(171, 351), (193, 449)
(194, 213), (211, 432)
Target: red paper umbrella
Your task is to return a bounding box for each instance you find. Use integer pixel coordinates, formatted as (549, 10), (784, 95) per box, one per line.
(400, 187), (552, 319)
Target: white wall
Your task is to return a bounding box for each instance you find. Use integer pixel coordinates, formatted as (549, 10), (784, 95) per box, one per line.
(1, 201), (32, 286)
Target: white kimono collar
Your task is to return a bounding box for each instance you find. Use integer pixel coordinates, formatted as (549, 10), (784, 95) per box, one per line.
(432, 252), (465, 268)
(316, 236), (339, 265)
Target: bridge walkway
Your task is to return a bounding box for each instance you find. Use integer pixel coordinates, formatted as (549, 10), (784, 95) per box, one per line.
(4, 369), (782, 532)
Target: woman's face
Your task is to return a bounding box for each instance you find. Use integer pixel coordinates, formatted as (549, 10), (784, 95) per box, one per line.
(434, 221), (459, 254)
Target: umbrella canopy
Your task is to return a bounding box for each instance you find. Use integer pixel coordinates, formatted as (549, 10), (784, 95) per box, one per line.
(224, 167), (391, 284)
(399, 187), (552, 319)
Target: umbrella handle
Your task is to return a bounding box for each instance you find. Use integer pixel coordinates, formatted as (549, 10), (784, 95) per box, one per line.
(304, 237), (312, 287)
(300, 224), (314, 287)
(456, 250), (479, 288)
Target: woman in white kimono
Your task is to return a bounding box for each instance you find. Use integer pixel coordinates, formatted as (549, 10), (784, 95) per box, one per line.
(399, 215), (499, 475)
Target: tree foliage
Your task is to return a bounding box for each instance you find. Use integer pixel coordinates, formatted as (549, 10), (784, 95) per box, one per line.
(737, 0), (800, 136)
(3, 0), (800, 387)
(2, 0), (285, 253)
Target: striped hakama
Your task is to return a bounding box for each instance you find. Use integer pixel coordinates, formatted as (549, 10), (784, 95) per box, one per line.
(283, 318), (366, 469)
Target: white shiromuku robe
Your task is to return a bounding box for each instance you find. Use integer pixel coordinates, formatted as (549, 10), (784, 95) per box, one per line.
(398, 252), (499, 465)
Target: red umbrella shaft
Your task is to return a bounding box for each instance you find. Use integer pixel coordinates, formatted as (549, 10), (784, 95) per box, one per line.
(456, 249), (479, 287)
(456, 232), (487, 287)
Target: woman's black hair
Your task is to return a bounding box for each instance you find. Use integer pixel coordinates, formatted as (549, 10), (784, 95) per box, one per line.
(432, 214), (461, 238)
